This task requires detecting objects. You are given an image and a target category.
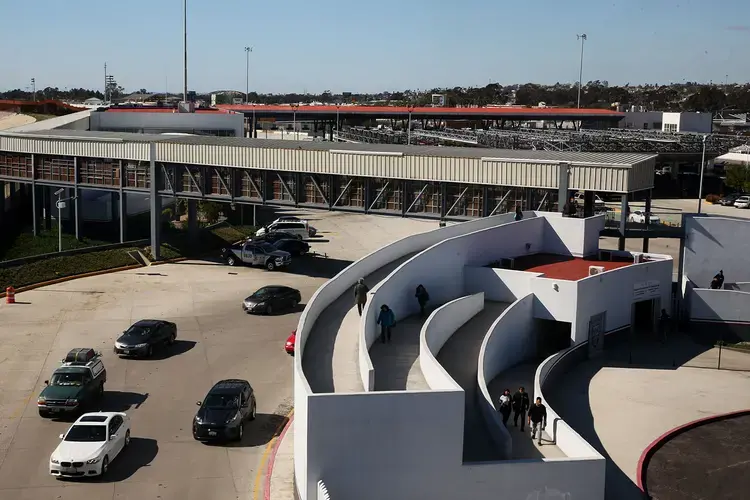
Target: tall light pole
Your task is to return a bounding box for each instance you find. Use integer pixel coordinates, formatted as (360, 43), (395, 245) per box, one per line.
(244, 46), (252, 104)
(183, 0), (188, 102)
(335, 103), (341, 138)
(407, 104), (415, 145)
(291, 103), (299, 140)
(31, 78), (36, 102)
(576, 34), (587, 109)
(697, 134), (708, 214)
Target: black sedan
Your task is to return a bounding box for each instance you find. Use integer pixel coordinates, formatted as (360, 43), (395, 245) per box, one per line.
(273, 238), (310, 256)
(242, 286), (301, 315)
(719, 193), (743, 206)
(114, 319), (177, 357)
(193, 379), (256, 442)
(251, 231), (298, 244)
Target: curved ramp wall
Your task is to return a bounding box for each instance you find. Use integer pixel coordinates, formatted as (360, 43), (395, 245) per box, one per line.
(295, 211), (532, 498)
(477, 293), (537, 459)
(420, 293), (485, 391)
(361, 215), (545, 389)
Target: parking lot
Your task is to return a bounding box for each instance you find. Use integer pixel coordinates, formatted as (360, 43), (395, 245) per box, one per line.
(0, 211), (436, 500)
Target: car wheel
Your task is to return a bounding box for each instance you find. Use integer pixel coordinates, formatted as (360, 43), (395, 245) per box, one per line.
(266, 304), (273, 315)
(101, 456), (109, 476)
(227, 256), (237, 266)
(98, 383), (104, 398)
(124, 430), (131, 448)
(147, 345), (154, 357)
(235, 422), (244, 442)
(168, 333), (176, 345)
(250, 401), (257, 421)
(266, 261), (276, 271)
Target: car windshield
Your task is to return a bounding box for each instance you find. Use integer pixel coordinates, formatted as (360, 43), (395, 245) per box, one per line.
(124, 325), (152, 337)
(50, 372), (86, 386)
(64, 425), (107, 442)
(252, 287), (275, 298)
(256, 243), (275, 252)
(204, 393), (240, 409)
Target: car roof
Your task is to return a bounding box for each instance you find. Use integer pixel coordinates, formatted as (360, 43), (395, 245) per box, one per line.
(211, 379), (250, 392)
(75, 412), (122, 424)
(55, 365), (91, 373)
(132, 319), (163, 327)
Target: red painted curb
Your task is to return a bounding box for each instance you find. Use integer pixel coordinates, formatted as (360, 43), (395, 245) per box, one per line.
(264, 413), (294, 500)
(636, 408), (750, 493)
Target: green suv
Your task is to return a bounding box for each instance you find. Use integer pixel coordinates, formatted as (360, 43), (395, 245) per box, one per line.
(37, 348), (107, 418)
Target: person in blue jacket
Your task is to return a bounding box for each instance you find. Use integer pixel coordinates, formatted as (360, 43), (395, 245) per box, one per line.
(377, 304), (396, 344)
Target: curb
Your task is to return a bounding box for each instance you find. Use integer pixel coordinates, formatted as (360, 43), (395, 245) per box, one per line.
(636, 408), (750, 494)
(264, 412), (295, 500)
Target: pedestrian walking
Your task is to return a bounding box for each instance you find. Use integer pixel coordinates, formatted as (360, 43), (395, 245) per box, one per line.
(528, 397), (547, 445)
(514, 205), (523, 221)
(512, 386), (530, 431)
(353, 278), (369, 316)
(713, 270), (725, 289)
(659, 309), (670, 342)
(415, 284), (430, 318)
(377, 304), (396, 344)
(499, 389), (512, 426)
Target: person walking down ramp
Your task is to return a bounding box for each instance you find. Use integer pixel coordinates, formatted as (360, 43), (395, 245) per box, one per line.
(377, 305), (396, 344)
(512, 386), (530, 431)
(528, 397), (547, 445)
(353, 278), (369, 316)
(499, 389), (512, 426)
(415, 285), (430, 318)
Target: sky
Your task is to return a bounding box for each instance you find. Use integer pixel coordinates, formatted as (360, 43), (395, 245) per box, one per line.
(2, 0), (750, 94)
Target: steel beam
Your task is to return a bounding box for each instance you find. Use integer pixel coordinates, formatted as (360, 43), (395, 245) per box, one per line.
(161, 165), (175, 194)
(405, 183), (429, 214)
(243, 171), (263, 200)
(276, 172), (296, 203)
(183, 166), (203, 196)
(333, 179), (353, 207)
(119, 159), (126, 243)
(536, 192), (549, 211)
(309, 175), (329, 205)
(368, 182), (389, 211)
(31, 153), (37, 236)
(73, 157), (80, 240)
(214, 167), (232, 197)
(446, 187), (468, 217)
(149, 143), (161, 261)
(489, 189), (512, 216)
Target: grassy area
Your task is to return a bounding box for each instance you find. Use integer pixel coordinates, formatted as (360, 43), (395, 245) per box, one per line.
(0, 247), (139, 291)
(144, 223), (257, 261)
(0, 226), (109, 261)
(723, 342), (750, 352)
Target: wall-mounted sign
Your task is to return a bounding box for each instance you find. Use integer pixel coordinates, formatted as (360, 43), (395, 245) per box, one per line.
(633, 280), (660, 300)
(588, 311), (606, 358)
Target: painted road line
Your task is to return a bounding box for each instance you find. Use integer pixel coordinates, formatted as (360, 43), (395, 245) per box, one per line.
(253, 407), (294, 500)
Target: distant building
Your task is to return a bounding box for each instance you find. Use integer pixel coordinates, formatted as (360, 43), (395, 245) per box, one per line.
(619, 110), (712, 134)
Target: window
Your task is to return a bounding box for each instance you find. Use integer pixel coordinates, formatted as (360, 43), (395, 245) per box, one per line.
(50, 372), (85, 386)
(65, 425), (107, 442)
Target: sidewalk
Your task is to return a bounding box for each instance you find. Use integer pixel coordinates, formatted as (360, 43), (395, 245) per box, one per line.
(267, 416), (296, 500)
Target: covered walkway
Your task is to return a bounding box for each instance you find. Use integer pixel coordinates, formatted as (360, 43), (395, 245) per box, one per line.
(436, 301), (510, 462)
(489, 363), (564, 460)
(302, 255), (415, 393)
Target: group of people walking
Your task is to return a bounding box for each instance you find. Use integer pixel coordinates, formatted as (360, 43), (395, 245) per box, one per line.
(353, 278), (430, 344)
(498, 386), (548, 445)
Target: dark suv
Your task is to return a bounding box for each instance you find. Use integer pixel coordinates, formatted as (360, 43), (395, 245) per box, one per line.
(193, 379), (257, 442)
(38, 348), (107, 418)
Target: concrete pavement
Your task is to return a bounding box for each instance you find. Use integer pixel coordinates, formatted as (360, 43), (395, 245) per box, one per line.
(0, 113), (36, 131)
(370, 313), (429, 391)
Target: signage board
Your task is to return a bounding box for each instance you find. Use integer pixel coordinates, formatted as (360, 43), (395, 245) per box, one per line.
(633, 280), (660, 300)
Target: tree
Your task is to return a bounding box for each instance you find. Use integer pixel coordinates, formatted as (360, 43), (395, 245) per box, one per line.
(198, 201), (223, 224)
(725, 164), (750, 193)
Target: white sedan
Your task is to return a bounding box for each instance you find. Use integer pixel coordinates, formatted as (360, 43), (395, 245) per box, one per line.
(50, 412), (131, 478)
(628, 210), (660, 224)
(734, 196), (750, 209)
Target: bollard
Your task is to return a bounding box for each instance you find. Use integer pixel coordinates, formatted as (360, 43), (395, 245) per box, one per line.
(6, 286), (15, 304)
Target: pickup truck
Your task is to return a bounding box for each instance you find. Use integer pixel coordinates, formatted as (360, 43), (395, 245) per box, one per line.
(221, 241), (292, 271)
(37, 348), (107, 418)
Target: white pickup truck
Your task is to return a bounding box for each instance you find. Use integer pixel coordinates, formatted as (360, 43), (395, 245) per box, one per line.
(220, 241), (292, 271)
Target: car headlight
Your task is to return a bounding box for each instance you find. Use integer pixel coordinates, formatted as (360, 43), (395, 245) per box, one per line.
(37, 397), (46, 405)
(194, 415), (203, 424)
(134, 343), (149, 348)
(226, 412), (240, 424)
(50, 458), (59, 464)
(86, 457), (101, 464)
(66, 399), (78, 406)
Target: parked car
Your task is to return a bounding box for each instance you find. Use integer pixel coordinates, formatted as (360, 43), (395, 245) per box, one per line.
(285, 330), (296, 355)
(734, 196), (750, 209)
(272, 216), (305, 224)
(718, 193), (742, 206)
(49, 412), (131, 478)
(273, 238), (310, 256)
(628, 210), (661, 224)
(114, 319), (177, 358)
(242, 286), (302, 315)
(38, 349), (107, 418)
(193, 379), (256, 442)
(573, 191), (606, 209)
(255, 220), (317, 239)
(251, 231), (299, 244)
(221, 241), (291, 270)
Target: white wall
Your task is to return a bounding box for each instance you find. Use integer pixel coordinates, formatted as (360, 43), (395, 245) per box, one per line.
(690, 289), (750, 323)
(619, 111), (663, 130)
(464, 267), (542, 302)
(317, 480), (331, 500)
(684, 216), (750, 288)
(89, 111), (244, 136)
(529, 277), (578, 324)
(541, 214), (605, 257)
(421, 293), (484, 391)
(663, 111), (712, 134)
(477, 294), (537, 459)
(575, 258), (673, 343)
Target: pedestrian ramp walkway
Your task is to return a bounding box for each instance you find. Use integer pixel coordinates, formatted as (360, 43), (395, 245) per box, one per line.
(489, 363), (564, 459)
(302, 254), (416, 393)
(436, 301), (510, 462)
(370, 314), (430, 391)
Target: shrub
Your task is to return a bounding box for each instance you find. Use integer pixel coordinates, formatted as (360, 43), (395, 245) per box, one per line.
(705, 194), (720, 204)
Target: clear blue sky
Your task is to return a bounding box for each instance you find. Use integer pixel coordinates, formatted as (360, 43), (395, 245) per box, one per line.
(2, 0), (749, 94)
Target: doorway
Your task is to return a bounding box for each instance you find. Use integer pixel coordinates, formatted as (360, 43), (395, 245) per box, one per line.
(632, 298), (660, 337)
(535, 319), (572, 358)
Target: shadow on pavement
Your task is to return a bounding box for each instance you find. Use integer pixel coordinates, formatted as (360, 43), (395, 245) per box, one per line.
(95, 438), (158, 482)
(97, 391), (150, 412)
(209, 413), (289, 448)
(150, 339), (197, 360)
(286, 257), (352, 279)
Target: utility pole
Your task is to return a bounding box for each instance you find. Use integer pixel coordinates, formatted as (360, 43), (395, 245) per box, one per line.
(245, 46), (253, 104)
(576, 34), (587, 109)
(104, 63), (107, 102)
(183, 0), (188, 102)
(31, 78), (36, 102)
(697, 135), (709, 214)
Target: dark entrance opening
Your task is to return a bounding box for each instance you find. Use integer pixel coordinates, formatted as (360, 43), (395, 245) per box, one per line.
(632, 298), (659, 338)
(536, 319), (572, 358)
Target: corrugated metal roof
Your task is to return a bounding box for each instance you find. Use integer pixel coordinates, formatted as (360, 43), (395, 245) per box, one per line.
(7, 130), (656, 167)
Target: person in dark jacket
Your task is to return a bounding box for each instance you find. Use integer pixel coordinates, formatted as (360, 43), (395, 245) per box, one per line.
(353, 278), (369, 316)
(512, 386), (530, 431)
(415, 285), (429, 317)
(712, 270), (725, 289)
(498, 389), (512, 426)
(528, 397), (547, 445)
(377, 304), (396, 343)
(514, 205), (523, 221)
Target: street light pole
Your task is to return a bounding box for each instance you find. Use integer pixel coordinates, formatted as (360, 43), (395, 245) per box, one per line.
(697, 134), (708, 214)
(291, 104), (299, 140)
(576, 34), (587, 109)
(183, 0), (188, 102)
(407, 104), (415, 145)
(244, 46), (252, 104)
(335, 104), (340, 136)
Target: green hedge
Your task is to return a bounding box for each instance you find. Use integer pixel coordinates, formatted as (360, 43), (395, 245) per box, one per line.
(1, 227), (108, 261)
(0, 248), (139, 291)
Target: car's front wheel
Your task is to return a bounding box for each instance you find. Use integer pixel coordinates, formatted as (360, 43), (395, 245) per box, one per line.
(146, 345), (154, 357)
(250, 400), (257, 421)
(168, 332), (176, 345)
(100, 456), (109, 476)
(124, 430), (131, 448)
(266, 261), (276, 271)
(235, 422), (244, 442)
(266, 304), (273, 315)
